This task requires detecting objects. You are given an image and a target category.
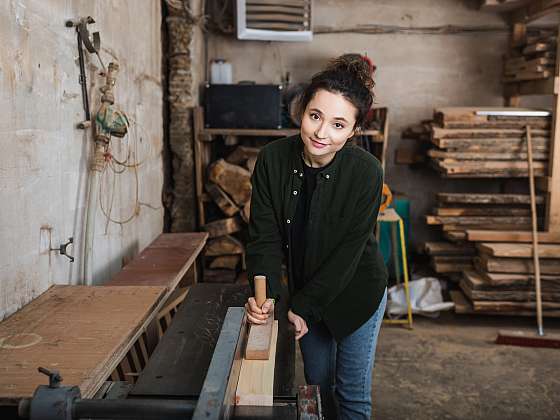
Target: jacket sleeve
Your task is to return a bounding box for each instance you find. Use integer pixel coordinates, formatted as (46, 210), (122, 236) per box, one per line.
(290, 164), (384, 324)
(245, 149), (284, 302)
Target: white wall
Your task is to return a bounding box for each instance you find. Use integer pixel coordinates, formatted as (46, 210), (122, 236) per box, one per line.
(0, 0), (164, 319)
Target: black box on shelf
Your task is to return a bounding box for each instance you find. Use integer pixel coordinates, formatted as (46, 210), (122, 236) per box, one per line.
(204, 84), (283, 129)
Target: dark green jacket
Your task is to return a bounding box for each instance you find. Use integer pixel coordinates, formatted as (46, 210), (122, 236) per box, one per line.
(246, 135), (388, 341)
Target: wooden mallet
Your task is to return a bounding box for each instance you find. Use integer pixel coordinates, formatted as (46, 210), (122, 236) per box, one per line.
(245, 275), (274, 359)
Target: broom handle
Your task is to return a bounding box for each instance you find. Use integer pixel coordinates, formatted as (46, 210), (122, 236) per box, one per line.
(526, 125), (544, 336)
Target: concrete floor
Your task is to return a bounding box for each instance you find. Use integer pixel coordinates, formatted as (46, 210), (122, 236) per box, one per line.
(295, 313), (560, 420)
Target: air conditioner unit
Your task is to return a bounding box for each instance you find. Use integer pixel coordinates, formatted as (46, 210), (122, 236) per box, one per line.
(236, 0), (313, 42)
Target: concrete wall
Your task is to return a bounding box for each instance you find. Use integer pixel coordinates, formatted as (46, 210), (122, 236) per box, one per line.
(207, 0), (551, 248)
(0, 0), (164, 319)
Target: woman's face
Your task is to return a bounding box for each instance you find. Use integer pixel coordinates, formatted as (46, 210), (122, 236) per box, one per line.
(300, 89), (357, 166)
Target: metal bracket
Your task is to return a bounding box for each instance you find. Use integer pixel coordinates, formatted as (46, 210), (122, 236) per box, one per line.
(51, 237), (74, 263)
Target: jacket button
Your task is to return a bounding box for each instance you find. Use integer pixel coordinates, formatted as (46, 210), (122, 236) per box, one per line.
(293, 169), (298, 173)
(293, 190), (298, 195)
(299, 172), (303, 177)
(286, 244), (289, 249)
(325, 174), (330, 179)
(286, 219), (291, 224)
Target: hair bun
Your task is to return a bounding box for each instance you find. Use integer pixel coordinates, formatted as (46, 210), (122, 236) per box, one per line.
(326, 53), (375, 90)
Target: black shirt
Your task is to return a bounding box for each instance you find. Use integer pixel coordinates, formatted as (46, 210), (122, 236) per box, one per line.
(292, 156), (333, 291)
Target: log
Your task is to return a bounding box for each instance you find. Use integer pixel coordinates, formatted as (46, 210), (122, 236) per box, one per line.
(477, 242), (560, 259)
(437, 193), (544, 205)
(205, 182), (239, 217)
(205, 235), (244, 256)
(209, 255), (241, 270)
(202, 217), (243, 239)
(226, 146), (260, 166)
(208, 159), (252, 206)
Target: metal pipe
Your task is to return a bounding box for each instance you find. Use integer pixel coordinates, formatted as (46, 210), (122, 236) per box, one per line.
(73, 399), (196, 419)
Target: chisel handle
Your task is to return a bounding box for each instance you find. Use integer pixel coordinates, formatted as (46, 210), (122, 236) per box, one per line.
(254, 275), (267, 308)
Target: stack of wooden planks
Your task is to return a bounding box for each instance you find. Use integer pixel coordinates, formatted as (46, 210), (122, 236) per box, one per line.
(504, 29), (557, 83)
(203, 146), (260, 283)
(456, 242), (560, 316)
(429, 107), (550, 177)
(423, 241), (475, 276)
(427, 193), (541, 242)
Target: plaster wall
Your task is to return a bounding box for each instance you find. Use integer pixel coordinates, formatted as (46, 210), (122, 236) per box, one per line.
(207, 0), (552, 249)
(0, 0), (164, 319)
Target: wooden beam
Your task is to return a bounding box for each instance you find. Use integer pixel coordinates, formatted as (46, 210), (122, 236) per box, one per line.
(235, 321), (278, 406)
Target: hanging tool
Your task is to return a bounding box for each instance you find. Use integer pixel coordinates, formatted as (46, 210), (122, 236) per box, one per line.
(65, 16), (104, 126)
(496, 125), (560, 349)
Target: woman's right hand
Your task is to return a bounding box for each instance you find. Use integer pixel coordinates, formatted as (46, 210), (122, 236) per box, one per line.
(245, 297), (274, 325)
(288, 310), (308, 340)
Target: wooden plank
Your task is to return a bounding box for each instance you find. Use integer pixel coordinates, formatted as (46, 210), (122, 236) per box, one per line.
(245, 316), (274, 360)
(431, 126), (549, 139)
(426, 215), (532, 226)
(0, 286), (165, 404)
(477, 242), (560, 258)
(461, 271), (560, 301)
(433, 107), (550, 129)
(510, 0), (560, 23)
(434, 207), (531, 216)
(442, 223), (532, 231)
(480, 271), (560, 288)
(433, 159), (547, 176)
(235, 321), (278, 406)
(475, 254), (560, 274)
(428, 149), (549, 160)
(444, 230), (467, 242)
(437, 193), (544, 205)
(432, 136), (549, 150)
(424, 241), (475, 255)
(430, 255), (473, 273)
(107, 233), (208, 289)
(466, 229), (560, 243)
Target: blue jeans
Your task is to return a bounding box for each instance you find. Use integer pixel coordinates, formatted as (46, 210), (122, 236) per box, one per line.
(299, 289), (387, 420)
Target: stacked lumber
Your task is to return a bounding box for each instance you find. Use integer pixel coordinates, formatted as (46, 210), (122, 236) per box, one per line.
(504, 30), (557, 83)
(203, 146), (259, 282)
(423, 241), (475, 276)
(456, 242), (560, 316)
(428, 193), (541, 241)
(429, 107), (551, 177)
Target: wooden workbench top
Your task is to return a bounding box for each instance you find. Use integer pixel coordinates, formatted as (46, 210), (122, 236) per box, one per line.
(0, 285), (165, 405)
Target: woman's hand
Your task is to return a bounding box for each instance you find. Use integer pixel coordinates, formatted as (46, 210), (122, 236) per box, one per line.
(288, 310), (308, 340)
(245, 297), (274, 325)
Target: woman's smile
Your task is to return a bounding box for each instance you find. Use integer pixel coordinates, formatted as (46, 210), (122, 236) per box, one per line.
(310, 137), (329, 149)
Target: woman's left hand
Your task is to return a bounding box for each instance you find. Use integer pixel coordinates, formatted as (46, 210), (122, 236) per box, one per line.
(288, 310), (308, 340)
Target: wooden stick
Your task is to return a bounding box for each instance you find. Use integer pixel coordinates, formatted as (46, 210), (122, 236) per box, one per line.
(527, 125), (545, 336)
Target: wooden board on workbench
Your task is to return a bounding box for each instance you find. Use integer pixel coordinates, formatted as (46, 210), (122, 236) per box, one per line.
(236, 321), (278, 406)
(0, 285), (165, 405)
(106, 233), (207, 289)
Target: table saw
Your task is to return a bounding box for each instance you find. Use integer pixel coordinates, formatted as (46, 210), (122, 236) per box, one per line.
(18, 283), (321, 419)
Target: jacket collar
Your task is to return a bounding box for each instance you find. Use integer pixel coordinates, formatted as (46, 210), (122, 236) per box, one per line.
(290, 134), (349, 181)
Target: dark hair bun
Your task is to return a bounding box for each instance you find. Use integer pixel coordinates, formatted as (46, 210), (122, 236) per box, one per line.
(326, 54), (375, 91)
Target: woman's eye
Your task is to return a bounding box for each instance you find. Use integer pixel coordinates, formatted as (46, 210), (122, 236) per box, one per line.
(334, 123), (344, 129)
(310, 113), (320, 120)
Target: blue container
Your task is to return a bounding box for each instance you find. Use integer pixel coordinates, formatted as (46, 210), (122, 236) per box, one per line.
(378, 197), (410, 279)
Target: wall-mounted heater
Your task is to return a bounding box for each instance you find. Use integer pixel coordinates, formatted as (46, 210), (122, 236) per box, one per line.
(236, 0), (313, 42)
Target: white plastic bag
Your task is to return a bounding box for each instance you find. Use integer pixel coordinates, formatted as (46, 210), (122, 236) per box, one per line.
(387, 277), (454, 318)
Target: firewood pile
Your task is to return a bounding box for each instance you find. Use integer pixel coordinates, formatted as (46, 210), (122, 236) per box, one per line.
(504, 30), (557, 83)
(201, 146), (259, 283)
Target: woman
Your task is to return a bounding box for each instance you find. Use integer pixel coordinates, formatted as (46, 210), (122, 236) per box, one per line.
(245, 54), (388, 420)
